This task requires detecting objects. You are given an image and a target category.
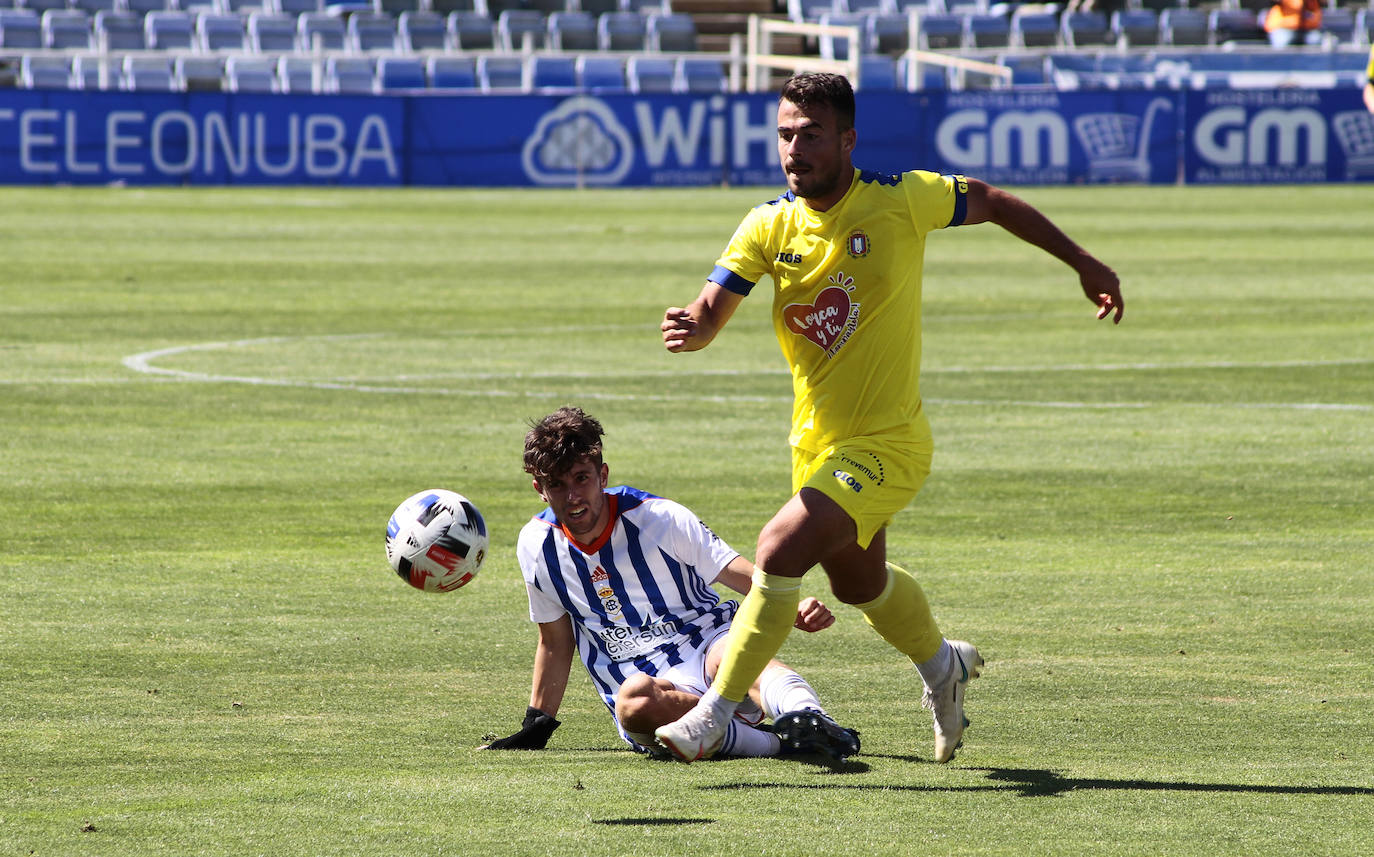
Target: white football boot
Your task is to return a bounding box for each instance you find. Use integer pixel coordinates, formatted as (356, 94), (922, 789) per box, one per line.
(654, 705), (727, 763)
(921, 639), (984, 763)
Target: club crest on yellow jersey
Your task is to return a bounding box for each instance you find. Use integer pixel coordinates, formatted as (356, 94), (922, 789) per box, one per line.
(846, 230), (871, 258)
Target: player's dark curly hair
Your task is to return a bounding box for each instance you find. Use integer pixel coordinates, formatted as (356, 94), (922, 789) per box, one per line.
(780, 72), (855, 131)
(523, 406), (604, 484)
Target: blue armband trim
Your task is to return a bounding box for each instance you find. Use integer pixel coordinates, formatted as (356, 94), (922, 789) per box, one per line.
(708, 265), (755, 296)
(947, 174), (969, 227)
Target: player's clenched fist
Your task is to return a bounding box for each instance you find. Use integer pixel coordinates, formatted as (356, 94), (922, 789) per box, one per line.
(662, 307), (698, 353)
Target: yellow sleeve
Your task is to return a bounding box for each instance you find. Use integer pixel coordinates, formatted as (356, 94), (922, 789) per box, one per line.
(902, 170), (966, 234)
(709, 205), (774, 296)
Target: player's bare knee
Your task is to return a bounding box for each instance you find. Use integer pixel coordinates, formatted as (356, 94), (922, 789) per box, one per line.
(615, 674), (659, 729)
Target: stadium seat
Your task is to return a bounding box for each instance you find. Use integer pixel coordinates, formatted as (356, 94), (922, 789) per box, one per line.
(429, 0), (475, 13)
(787, 0), (834, 23)
(477, 54), (523, 91)
(16, 0), (65, 14)
(623, 0), (668, 12)
(121, 0), (171, 17)
(1159, 8), (1207, 47)
(626, 55), (674, 93)
(298, 11), (345, 51)
(868, 14), (909, 54)
(214, 0), (260, 15)
(1112, 9), (1159, 48)
(41, 9), (92, 50)
(248, 13), (299, 53)
(427, 55), (476, 88)
(527, 54), (577, 89)
(197, 13), (246, 52)
(1, 10), (42, 50)
(21, 53), (71, 89)
(399, 10), (447, 50)
(268, 0), (323, 14)
(482, 0), (522, 16)
(918, 13), (964, 50)
(818, 12), (865, 60)
(857, 54), (900, 91)
(448, 11), (493, 50)
(1061, 11), (1110, 47)
(906, 55), (949, 91)
(376, 55), (426, 90)
(225, 56), (278, 93)
(524, 0), (566, 14)
(576, 54), (625, 92)
(497, 8), (544, 50)
(374, 0), (421, 15)
(327, 56), (375, 94)
(965, 14), (1011, 49)
(277, 54), (321, 93)
(1322, 8), (1355, 45)
(348, 12), (397, 52)
(676, 55), (726, 93)
(577, 0), (618, 14)
(122, 54), (176, 91)
(94, 10), (144, 50)
(1011, 9), (1059, 48)
(71, 0), (116, 14)
(145, 11), (194, 50)
(1208, 9), (1263, 45)
(647, 13), (697, 52)
(548, 10), (596, 51)
(599, 11), (645, 51)
(71, 54), (109, 89)
(176, 55), (225, 92)
(840, 0), (885, 12)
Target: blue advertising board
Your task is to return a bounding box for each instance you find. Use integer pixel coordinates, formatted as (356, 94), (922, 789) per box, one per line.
(1, 87), (1371, 186)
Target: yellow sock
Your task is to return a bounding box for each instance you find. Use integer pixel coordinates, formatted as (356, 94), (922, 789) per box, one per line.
(855, 563), (943, 664)
(711, 569), (802, 703)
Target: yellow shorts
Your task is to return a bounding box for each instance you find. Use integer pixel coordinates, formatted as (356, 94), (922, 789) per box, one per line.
(793, 436), (933, 550)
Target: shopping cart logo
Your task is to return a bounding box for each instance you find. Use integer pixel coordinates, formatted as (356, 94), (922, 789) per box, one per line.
(1332, 111), (1374, 180)
(522, 96), (634, 186)
(1072, 98), (1172, 183)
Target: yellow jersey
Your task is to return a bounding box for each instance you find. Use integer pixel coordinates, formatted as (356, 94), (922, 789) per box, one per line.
(710, 168), (967, 454)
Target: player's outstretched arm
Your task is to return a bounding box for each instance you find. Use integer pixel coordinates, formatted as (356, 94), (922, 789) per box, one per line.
(962, 178), (1123, 324)
(482, 617), (574, 749)
(663, 282), (745, 353)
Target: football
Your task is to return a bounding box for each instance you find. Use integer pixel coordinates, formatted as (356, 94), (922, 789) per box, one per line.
(385, 489), (489, 593)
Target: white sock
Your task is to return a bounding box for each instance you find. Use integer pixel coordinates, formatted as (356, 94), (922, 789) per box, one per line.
(719, 720), (782, 757)
(758, 666), (825, 720)
(698, 687), (739, 724)
(914, 639), (953, 689)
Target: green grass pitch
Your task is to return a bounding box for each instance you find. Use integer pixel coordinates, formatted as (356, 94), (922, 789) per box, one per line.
(2, 184), (1372, 857)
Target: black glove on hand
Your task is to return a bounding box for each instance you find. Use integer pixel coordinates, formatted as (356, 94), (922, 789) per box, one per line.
(484, 706), (561, 750)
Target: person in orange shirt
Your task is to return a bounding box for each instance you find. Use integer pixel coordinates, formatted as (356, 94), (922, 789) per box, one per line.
(1264, 0), (1323, 47)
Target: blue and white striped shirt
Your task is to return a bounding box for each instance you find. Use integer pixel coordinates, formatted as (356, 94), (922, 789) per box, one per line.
(516, 485), (740, 709)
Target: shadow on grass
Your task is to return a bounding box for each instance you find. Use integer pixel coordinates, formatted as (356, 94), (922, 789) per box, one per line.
(700, 765), (1374, 798)
(593, 817), (715, 827)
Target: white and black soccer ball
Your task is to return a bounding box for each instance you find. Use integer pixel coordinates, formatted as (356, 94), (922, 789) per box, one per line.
(385, 489), (488, 593)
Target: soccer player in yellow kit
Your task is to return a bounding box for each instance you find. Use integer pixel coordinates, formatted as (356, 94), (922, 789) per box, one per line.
(656, 73), (1123, 764)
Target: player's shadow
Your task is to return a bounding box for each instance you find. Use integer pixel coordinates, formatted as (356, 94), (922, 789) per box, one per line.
(701, 764), (1374, 799)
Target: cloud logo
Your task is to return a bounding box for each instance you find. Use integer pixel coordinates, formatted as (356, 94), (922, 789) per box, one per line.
(522, 97), (634, 186)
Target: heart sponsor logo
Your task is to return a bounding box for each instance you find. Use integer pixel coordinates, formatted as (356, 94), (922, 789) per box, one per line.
(782, 274), (860, 357)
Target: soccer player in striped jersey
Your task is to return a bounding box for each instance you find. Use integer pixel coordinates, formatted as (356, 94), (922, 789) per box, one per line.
(483, 406), (860, 761)
(658, 72), (1123, 764)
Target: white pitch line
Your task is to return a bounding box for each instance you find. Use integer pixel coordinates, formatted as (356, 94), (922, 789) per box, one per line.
(115, 335), (1374, 412)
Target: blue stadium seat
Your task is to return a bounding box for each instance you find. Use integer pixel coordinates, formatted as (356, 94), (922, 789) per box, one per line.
(626, 55), (674, 93)
(477, 54), (523, 92)
(1011, 9), (1058, 48)
(647, 13), (697, 52)
(576, 0), (618, 14)
(376, 55), (426, 90)
(447, 11), (493, 50)
(917, 13), (963, 50)
(374, 0), (421, 16)
(399, 10), (447, 50)
(225, 56), (278, 93)
(121, 0), (171, 16)
(623, 0), (668, 12)
(840, 0), (886, 12)
(197, 12), (246, 52)
(817, 12), (864, 60)
(1321, 7), (1355, 45)
(122, 55), (176, 91)
(676, 56), (726, 93)
(497, 8), (544, 50)
(428, 0), (475, 13)
(1208, 9), (1263, 45)
(71, 0), (116, 14)
(41, 9), (92, 50)
(327, 56), (375, 94)
(1060, 11), (1110, 47)
(599, 11), (645, 51)
(1159, 8), (1207, 47)
(1112, 9), (1159, 48)
(868, 13), (908, 54)
(16, 0), (65, 14)
(72, 54), (109, 90)
(269, 0), (323, 14)
(857, 54), (900, 91)
(298, 11), (345, 51)
(21, 53), (71, 89)
(482, 0), (523, 16)
(177, 55), (225, 92)
(349, 12), (397, 52)
(1, 9), (43, 49)
(577, 54), (625, 92)
(966, 14), (1011, 49)
(277, 55), (320, 93)
(528, 54), (577, 89)
(427, 55), (476, 88)
(248, 12), (298, 52)
(787, 0), (834, 23)
(548, 10), (596, 51)
(145, 11), (194, 50)
(95, 10), (144, 50)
